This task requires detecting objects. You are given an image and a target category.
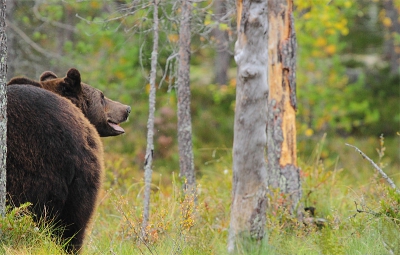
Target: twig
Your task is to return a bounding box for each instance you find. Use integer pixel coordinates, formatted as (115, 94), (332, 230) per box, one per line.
(33, 1), (78, 32)
(6, 19), (62, 59)
(345, 143), (400, 194)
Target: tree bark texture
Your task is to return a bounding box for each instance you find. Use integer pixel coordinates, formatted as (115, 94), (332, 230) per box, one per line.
(383, 0), (400, 76)
(213, 0), (231, 85)
(142, 0), (159, 236)
(5, 0), (12, 80)
(177, 0), (195, 191)
(0, 0), (7, 217)
(227, 0), (269, 252)
(267, 0), (301, 216)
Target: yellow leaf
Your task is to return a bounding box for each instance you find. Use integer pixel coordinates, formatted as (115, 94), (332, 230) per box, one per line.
(326, 29), (336, 35)
(168, 34), (179, 43)
(316, 37), (327, 47)
(219, 23), (229, 31)
(229, 78), (236, 88)
(115, 71), (125, 80)
(305, 128), (314, 137)
(383, 17), (392, 27)
(325, 45), (336, 55)
(90, 2), (100, 9)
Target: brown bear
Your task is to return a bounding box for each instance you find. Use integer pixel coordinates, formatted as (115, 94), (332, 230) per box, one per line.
(7, 69), (131, 253)
(7, 68), (131, 137)
(7, 85), (104, 253)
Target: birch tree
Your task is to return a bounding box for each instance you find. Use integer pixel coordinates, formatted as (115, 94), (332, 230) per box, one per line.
(177, 0), (195, 192)
(228, 0), (269, 252)
(142, 0), (159, 235)
(267, 0), (301, 216)
(0, 0), (7, 217)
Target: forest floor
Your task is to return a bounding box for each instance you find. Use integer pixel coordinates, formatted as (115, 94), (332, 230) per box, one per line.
(1, 134), (399, 254)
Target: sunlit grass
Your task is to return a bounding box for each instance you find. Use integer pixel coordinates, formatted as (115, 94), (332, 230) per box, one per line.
(0, 203), (67, 255)
(2, 135), (399, 254)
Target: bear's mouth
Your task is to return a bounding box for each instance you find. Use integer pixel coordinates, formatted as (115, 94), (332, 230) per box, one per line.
(107, 120), (125, 134)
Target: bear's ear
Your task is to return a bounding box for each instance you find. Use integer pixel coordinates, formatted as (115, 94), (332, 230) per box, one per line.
(40, 71), (58, 81)
(62, 68), (82, 95)
(66, 68), (81, 84)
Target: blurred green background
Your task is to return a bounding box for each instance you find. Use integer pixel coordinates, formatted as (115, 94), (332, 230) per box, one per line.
(7, 0), (400, 182)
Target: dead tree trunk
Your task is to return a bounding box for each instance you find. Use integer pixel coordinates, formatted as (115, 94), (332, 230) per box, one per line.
(142, 0), (159, 236)
(177, 0), (195, 192)
(227, 0), (269, 252)
(0, 0), (7, 217)
(267, 0), (301, 216)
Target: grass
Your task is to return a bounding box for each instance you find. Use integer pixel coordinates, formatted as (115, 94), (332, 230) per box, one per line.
(1, 134), (399, 254)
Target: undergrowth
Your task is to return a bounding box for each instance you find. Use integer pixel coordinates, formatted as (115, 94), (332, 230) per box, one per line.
(1, 135), (399, 254)
(0, 203), (66, 254)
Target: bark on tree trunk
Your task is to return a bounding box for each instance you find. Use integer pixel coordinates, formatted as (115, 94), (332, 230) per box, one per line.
(227, 0), (269, 252)
(383, 0), (400, 76)
(142, 0), (159, 237)
(213, 0), (230, 85)
(267, 0), (301, 216)
(0, 0), (7, 217)
(5, 0), (12, 80)
(177, 0), (195, 192)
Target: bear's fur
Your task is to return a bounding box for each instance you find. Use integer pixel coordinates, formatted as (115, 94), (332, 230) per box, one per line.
(8, 68), (131, 137)
(7, 85), (104, 253)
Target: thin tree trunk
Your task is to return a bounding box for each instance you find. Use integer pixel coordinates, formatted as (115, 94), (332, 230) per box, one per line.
(177, 0), (195, 192)
(267, 0), (301, 217)
(383, 0), (400, 76)
(227, 0), (269, 252)
(5, 0), (12, 80)
(142, 0), (159, 236)
(213, 0), (230, 85)
(0, 0), (7, 217)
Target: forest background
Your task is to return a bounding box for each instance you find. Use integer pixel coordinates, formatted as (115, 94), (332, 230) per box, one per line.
(2, 0), (400, 254)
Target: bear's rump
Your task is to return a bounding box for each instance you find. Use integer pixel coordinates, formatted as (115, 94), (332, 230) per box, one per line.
(6, 85), (103, 220)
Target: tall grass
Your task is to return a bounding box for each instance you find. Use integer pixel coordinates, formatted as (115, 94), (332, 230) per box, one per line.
(1, 135), (399, 254)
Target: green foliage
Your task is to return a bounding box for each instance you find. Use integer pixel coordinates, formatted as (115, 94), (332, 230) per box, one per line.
(295, 0), (366, 135)
(318, 228), (344, 255)
(0, 203), (66, 254)
(295, 0), (399, 136)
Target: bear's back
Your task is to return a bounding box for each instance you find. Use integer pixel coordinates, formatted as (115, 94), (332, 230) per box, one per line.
(7, 85), (104, 226)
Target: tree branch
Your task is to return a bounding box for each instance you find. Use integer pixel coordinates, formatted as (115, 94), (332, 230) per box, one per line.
(6, 19), (62, 59)
(33, 0), (78, 33)
(345, 143), (400, 194)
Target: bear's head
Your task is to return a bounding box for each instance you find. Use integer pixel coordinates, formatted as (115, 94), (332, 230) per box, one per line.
(39, 68), (131, 137)
(8, 68), (131, 137)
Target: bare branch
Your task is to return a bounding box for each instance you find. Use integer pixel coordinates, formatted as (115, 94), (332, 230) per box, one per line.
(346, 143), (400, 194)
(159, 53), (178, 88)
(33, 0), (78, 33)
(6, 19), (62, 59)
